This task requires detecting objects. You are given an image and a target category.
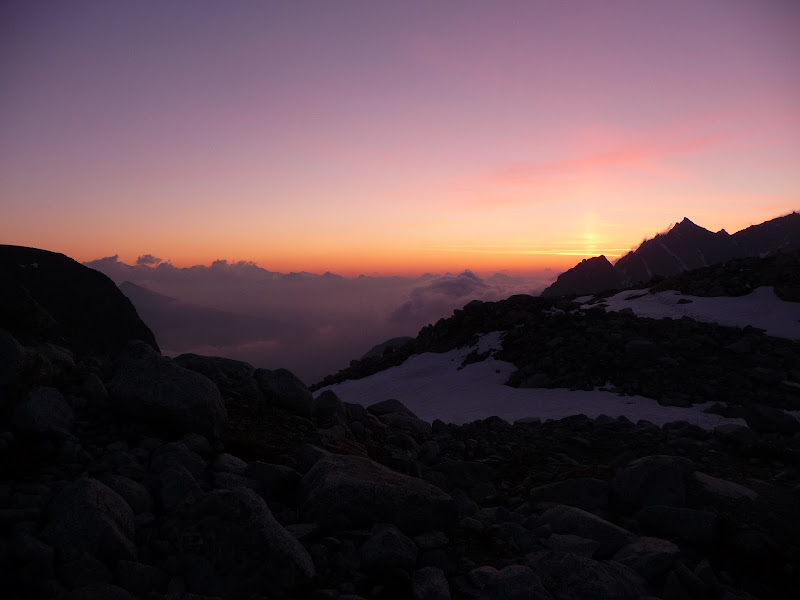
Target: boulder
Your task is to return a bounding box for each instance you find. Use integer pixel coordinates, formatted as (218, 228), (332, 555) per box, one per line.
(358, 524), (418, 571)
(540, 505), (634, 557)
(612, 455), (695, 511)
(0, 329), (26, 388)
(245, 461), (302, 499)
(99, 475), (153, 515)
(254, 367), (314, 417)
(529, 478), (609, 512)
(13, 386), (74, 435)
(43, 478), (137, 564)
(743, 403), (800, 435)
(0, 244), (159, 355)
(174, 353), (262, 404)
(527, 551), (647, 600)
(413, 566), (451, 600)
(110, 341), (227, 439)
(636, 505), (718, 546)
(478, 564), (552, 600)
(299, 454), (457, 534)
(612, 536), (681, 579)
(177, 486), (314, 595)
(713, 424), (758, 446)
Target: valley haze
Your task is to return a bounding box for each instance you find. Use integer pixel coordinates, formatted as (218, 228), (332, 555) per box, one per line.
(87, 255), (551, 383)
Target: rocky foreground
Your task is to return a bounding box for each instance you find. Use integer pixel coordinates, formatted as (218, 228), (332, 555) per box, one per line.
(2, 246), (800, 599)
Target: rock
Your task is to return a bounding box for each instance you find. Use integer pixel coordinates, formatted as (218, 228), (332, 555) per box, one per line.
(245, 461), (301, 499)
(487, 522), (540, 553)
(528, 478), (609, 512)
(177, 486), (314, 595)
(211, 452), (248, 475)
(110, 341), (227, 439)
(691, 472), (758, 504)
(713, 424), (757, 446)
(313, 389), (347, 423)
(414, 531), (450, 550)
(544, 533), (600, 558)
(540, 505), (634, 557)
(99, 475), (153, 514)
(612, 536), (681, 579)
(299, 454), (457, 534)
(0, 245), (159, 355)
(254, 367), (314, 417)
(478, 564), (553, 600)
(43, 478), (137, 564)
(528, 550), (647, 600)
(743, 403), (800, 435)
(174, 353), (261, 404)
(151, 465), (202, 514)
(13, 386), (74, 435)
(612, 455), (695, 511)
(637, 505), (718, 546)
(412, 566), (451, 600)
(149, 442), (206, 478)
(367, 398), (420, 418)
(115, 560), (168, 596)
(358, 524), (418, 571)
(64, 583), (137, 600)
(0, 329), (26, 388)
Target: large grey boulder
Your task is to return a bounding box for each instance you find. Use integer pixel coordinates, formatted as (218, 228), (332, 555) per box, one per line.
(527, 551), (647, 600)
(254, 367), (314, 417)
(744, 403), (800, 435)
(13, 386), (74, 435)
(44, 478), (137, 564)
(612, 455), (695, 511)
(110, 341), (227, 439)
(299, 454), (457, 534)
(177, 486), (314, 595)
(540, 505), (634, 557)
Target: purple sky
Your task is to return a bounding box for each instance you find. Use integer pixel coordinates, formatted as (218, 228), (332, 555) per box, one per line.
(2, 0), (799, 274)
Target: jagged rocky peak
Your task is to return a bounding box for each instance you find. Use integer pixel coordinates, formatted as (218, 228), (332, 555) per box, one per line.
(540, 255), (625, 297)
(544, 213), (800, 297)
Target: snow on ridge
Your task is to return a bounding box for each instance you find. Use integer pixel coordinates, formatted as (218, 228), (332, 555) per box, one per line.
(315, 333), (780, 430)
(586, 286), (800, 341)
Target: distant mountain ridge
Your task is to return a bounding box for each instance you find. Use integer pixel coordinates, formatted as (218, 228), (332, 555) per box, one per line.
(542, 212), (800, 297)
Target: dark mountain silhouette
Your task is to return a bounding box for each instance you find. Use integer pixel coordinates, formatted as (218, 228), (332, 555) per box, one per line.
(0, 245), (158, 354)
(541, 212), (800, 297)
(540, 255), (625, 297)
(118, 281), (300, 349)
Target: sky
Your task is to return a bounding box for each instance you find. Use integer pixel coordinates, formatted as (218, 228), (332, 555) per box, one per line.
(2, 0), (799, 276)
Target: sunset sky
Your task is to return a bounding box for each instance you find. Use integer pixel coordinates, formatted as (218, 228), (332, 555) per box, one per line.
(2, 0), (799, 276)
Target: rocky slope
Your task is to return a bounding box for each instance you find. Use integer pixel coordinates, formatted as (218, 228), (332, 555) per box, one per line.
(2, 245), (800, 600)
(540, 212), (800, 297)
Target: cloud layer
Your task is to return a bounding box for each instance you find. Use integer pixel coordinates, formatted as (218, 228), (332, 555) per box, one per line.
(87, 256), (552, 383)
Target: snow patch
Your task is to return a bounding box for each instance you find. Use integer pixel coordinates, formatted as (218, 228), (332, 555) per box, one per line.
(316, 333), (777, 429)
(583, 286), (800, 341)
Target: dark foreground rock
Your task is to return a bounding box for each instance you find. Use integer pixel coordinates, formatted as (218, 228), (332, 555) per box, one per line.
(2, 246), (800, 599)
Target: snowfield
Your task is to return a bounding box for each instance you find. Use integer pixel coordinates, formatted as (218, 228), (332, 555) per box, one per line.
(316, 289), (800, 429)
(586, 286), (800, 341)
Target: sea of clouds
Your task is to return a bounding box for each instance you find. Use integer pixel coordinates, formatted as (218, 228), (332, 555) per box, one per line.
(85, 255), (556, 383)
